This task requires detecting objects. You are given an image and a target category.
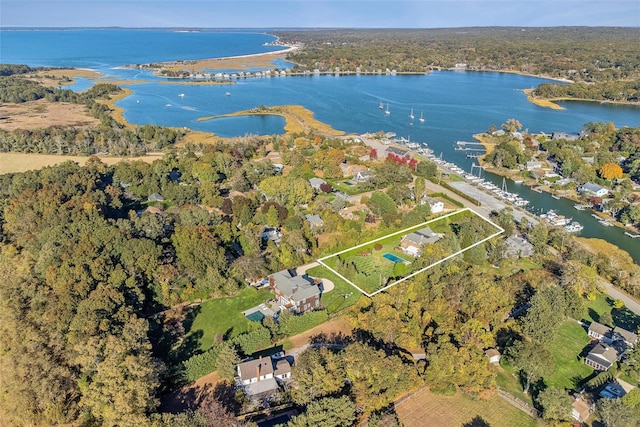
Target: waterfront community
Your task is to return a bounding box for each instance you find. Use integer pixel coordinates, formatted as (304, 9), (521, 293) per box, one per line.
(1, 26), (640, 427)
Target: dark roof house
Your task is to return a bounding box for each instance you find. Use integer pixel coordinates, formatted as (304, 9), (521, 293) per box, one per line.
(584, 344), (618, 371)
(269, 269), (320, 314)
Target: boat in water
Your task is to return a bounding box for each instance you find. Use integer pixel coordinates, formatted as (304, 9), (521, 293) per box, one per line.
(565, 222), (584, 233)
(419, 111), (425, 122)
(409, 108), (415, 120)
(385, 103), (390, 115)
(379, 101), (384, 109)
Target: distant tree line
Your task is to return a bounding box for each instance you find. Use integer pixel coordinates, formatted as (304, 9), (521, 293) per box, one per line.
(274, 27), (640, 83)
(533, 80), (640, 103)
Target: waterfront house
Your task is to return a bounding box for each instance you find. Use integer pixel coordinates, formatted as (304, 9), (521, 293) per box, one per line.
(386, 146), (412, 159)
(584, 344), (618, 371)
(552, 132), (580, 141)
(525, 160), (542, 171)
(579, 183), (609, 198)
(400, 226), (441, 257)
(269, 269), (320, 313)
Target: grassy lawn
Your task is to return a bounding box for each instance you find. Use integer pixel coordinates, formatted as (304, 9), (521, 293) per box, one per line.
(585, 293), (613, 323)
(495, 368), (535, 406)
(185, 287), (272, 352)
(544, 321), (593, 390)
(396, 389), (541, 427)
(320, 209), (498, 294)
(307, 265), (361, 313)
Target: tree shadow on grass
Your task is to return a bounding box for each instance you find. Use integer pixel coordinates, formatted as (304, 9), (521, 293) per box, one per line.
(462, 416), (491, 427)
(612, 306), (640, 332)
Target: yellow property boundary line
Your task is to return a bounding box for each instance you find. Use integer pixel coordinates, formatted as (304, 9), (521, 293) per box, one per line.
(316, 208), (504, 297)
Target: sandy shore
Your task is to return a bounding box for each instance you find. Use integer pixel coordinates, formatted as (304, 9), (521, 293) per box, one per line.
(145, 45), (299, 73)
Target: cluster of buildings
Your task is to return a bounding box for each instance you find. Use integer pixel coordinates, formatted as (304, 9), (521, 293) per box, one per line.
(585, 321), (638, 371)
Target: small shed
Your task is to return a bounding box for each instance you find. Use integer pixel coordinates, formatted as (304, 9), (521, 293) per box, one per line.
(485, 348), (501, 364)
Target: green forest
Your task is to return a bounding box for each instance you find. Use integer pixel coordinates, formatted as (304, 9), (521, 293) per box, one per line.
(275, 27), (640, 103)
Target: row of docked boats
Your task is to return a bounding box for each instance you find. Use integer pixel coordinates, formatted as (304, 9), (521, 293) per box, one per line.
(541, 210), (584, 232)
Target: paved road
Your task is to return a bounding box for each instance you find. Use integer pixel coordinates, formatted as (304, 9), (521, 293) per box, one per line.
(598, 278), (640, 317)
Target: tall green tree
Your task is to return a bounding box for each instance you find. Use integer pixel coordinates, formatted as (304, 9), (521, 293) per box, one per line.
(506, 340), (553, 394)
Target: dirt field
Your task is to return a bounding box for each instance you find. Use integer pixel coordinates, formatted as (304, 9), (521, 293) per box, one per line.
(0, 99), (100, 131)
(287, 316), (353, 349)
(0, 152), (163, 175)
(160, 372), (223, 413)
(395, 389), (541, 427)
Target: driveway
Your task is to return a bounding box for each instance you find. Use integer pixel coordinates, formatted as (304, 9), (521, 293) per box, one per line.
(297, 261), (335, 293)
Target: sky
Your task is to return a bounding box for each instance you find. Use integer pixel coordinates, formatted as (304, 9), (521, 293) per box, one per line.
(1, 0), (639, 28)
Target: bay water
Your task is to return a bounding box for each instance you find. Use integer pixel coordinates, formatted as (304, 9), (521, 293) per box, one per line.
(1, 29), (639, 261)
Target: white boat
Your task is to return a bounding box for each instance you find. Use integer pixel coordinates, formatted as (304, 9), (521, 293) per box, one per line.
(599, 220), (613, 227)
(625, 232), (640, 238)
(385, 103), (390, 115)
(409, 108), (414, 120)
(225, 92), (231, 96)
(165, 103), (172, 107)
(514, 199), (530, 207)
(565, 222), (584, 233)
(574, 204), (590, 211)
(379, 101), (384, 109)
(178, 93), (185, 97)
(419, 111), (425, 122)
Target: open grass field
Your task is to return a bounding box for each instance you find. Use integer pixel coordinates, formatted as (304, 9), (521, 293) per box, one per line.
(185, 287), (272, 352)
(395, 389), (541, 427)
(306, 265), (362, 314)
(0, 152), (163, 175)
(544, 320), (593, 390)
(0, 98), (100, 131)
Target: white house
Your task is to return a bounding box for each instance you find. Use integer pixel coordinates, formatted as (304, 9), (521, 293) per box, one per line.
(579, 183), (609, 198)
(421, 196), (444, 213)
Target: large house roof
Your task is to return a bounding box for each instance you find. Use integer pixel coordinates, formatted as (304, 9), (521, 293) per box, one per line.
(614, 326), (638, 345)
(403, 226), (440, 246)
(238, 356), (274, 381)
(271, 269), (319, 303)
(586, 344), (618, 369)
(274, 359), (291, 376)
(588, 321), (612, 337)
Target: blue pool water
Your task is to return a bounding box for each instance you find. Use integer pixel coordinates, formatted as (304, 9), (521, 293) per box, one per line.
(383, 253), (406, 263)
(246, 311), (265, 322)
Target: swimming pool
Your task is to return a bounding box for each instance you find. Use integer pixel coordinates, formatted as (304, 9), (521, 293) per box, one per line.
(383, 253), (406, 263)
(245, 310), (265, 322)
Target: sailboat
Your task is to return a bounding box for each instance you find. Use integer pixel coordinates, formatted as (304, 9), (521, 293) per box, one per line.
(379, 101), (384, 109)
(419, 111), (425, 122)
(385, 103), (390, 115)
(409, 108), (414, 120)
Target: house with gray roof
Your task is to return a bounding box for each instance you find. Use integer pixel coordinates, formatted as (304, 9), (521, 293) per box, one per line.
(503, 236), (535, 259)
(309, 177), (328, 191)
(400, 226), (441, 257)
(305, 214), (324, 229)
(236, 356), (278, 397)
(579, 183), (609, 198)
(613, 326), (638, 348)
(385, 146), (412, 159)
(269, 269), (320, 313)
(584, 344), (618, 371)
(588, 321), (611, 341)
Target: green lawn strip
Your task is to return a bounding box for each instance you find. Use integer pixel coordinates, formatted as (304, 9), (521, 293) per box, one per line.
(307, 265), (361, 313)
(186, 287), (272, 352)
(543, 321), (593, 390)
(495, 367), (535, 406)
(584, 293), (613, 322)
(330, 180), (367, 196)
